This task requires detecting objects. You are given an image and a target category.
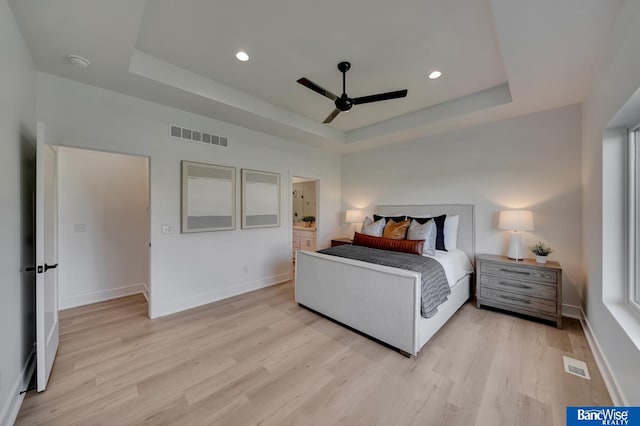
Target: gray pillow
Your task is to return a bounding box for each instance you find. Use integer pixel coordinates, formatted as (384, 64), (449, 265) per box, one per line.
(360, 216), (385, 237)
(407, 219), (436, 256)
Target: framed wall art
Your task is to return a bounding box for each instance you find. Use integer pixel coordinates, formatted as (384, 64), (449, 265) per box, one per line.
(241, 169), (280, 229)
(181, 161), (235, 233)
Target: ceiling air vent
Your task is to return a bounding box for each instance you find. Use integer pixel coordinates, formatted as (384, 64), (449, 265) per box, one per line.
(169, 125), (228, 148)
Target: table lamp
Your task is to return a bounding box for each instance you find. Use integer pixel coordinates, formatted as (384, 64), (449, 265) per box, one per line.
(345, 209), (364, 237)
(498, 210), (534, 260)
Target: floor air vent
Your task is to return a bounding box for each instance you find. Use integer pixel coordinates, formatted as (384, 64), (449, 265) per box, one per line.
(563, 356), (591, 380)
(170, 125), (228, 147)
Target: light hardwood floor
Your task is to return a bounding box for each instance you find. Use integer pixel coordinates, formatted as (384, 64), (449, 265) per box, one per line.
(17, 281), (610, 425)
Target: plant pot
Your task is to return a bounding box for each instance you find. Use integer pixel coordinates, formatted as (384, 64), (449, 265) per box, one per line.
(535, 255), (548, 264)
(304, 222), (313, 228)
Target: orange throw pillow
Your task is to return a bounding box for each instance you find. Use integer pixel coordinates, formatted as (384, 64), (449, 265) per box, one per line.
(383, 219), (410, 240)
(353, 232), (424, 255)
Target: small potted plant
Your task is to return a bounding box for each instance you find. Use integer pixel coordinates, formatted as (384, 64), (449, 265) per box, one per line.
(302, 216), (316, 227)
(529, 241), (553, 263)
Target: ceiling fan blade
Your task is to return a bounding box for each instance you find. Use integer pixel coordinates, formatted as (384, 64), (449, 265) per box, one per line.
(323, 108), (341, 123)
(353, 89), (408, 105)
(297, 78), (338, 101)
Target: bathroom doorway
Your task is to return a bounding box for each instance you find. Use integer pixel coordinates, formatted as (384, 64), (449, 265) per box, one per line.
(292, 177), (319, 264)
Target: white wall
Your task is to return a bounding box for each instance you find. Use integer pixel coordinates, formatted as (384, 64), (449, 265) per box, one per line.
(57, 147), (149, 309)
(342, 105), (583, 308)
(581, 0), (640, 405)
(36, 72), (342, 319)
(0, 1), (36, 424)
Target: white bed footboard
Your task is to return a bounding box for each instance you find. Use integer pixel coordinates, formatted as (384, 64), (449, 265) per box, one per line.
(295, 250), (423, 355)
(295, 204), (474, 356)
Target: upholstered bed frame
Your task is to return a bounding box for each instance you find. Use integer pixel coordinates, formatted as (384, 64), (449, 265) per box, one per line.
(295, 204), (475, 357)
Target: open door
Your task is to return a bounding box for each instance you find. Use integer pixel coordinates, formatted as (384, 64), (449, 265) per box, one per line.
(35, 122), (59, 391)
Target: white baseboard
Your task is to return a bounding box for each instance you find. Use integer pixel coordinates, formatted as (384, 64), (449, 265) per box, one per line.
(1, 345), (36, 426)
(59, 283), (147, 310)
(578, 308), (627, 406)
(141, 283), (149, 303)
(151, 273), (290, 319)
(562, 303), (582, 319)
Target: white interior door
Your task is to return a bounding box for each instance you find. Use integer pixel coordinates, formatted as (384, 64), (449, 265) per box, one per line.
(35, 122), (59, 392)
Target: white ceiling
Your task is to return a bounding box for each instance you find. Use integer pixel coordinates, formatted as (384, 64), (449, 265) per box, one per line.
(9, 0), (622, 152)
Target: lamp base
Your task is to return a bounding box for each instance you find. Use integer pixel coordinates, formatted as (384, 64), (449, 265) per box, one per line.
(507, 232), (525, 260)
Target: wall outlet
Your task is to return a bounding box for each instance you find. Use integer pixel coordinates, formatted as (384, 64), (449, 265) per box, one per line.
(73, 223), (87, 233)
(161, 225), (173, 234)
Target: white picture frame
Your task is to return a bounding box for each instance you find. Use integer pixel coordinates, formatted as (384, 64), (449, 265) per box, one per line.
(181, 161), (236, 233)
(241, 169), (280, 229)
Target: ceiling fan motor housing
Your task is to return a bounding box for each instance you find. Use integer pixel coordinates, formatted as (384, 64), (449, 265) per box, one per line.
(336, 95), (353, 111)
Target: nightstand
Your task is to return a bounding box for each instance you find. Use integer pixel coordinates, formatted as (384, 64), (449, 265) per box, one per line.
(331, 238), (353, 247)
(476, 254), (562, 328)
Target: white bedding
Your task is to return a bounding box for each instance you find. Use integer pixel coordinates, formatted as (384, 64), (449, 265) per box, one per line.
(424, 248), (473, 287)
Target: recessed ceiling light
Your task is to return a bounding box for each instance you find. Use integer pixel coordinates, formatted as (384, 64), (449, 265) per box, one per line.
(235, 51), (249, 62)
(428, 70), (442, 80)
(67, 54), (90, 68)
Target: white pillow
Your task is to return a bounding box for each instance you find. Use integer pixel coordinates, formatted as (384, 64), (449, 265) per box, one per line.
(444, 215), (459, 250)
(407, 219), (437, 256)
(360, 216), (385, 237)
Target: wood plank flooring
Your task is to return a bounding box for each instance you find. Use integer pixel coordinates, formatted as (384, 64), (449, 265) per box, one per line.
(16, 281), (611, 425)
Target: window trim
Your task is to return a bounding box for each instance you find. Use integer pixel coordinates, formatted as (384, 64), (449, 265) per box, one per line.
(601, 87), (640, 353)
(628, 117), (640, 314)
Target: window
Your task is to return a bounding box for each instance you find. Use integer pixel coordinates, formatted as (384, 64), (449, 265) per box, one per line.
(629, 119), (640, 312)
(602, 89), (640, 349)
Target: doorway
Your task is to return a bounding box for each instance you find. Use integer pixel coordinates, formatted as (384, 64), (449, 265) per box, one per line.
(56, 146), (150, 316)
(292, 177), (318, 225)
(292, 176), (319, 265)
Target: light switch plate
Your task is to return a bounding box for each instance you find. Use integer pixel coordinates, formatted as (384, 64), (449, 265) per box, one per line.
(74, 224), (87, 233)
(161, 225), (173, 234)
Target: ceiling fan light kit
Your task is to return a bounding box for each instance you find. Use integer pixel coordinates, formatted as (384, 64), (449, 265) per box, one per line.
(297, 61), (408, 124)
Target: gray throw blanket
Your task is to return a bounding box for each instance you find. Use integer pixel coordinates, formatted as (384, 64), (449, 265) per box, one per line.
(317, 245), (451, 318)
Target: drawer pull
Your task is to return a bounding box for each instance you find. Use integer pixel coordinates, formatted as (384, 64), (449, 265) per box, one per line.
(499, 268), (531, 275)
(498, 281), (531, 290)
(499, 294), (531, 304)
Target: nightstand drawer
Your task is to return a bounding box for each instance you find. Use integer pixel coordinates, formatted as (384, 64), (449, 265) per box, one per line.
(479, 275), (556, 300)
(480, 287), (557, 314)
(476, 254), (562, 328)
(480, 261), (557, 284)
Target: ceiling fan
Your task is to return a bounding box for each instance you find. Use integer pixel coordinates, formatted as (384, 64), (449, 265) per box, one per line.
(297, 61), (408, 124)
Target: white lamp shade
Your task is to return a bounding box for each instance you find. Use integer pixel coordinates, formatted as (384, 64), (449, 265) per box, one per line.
(345, 209), (364, 223)
(498, 210), (534, 231)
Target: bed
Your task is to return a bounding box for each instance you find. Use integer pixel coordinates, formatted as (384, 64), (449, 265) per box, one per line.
(295, 204), (475, 357)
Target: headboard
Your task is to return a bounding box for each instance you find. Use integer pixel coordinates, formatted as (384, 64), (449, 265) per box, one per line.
(375, 204), (475, 265)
